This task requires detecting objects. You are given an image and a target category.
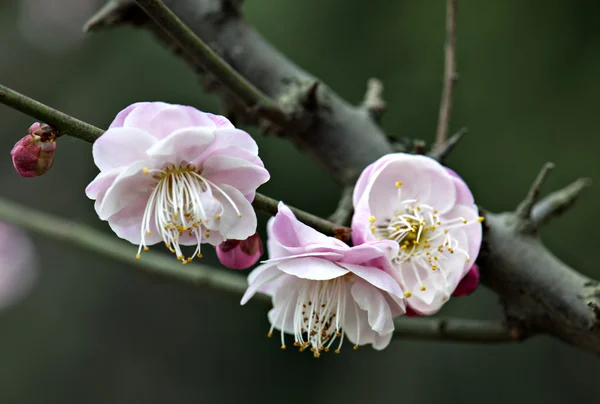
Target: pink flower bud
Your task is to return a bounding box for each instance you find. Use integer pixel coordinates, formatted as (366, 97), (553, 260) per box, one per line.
(452, 264), (480, 297)
(10, 122), (58, 178)
(217, 233), (263, 269)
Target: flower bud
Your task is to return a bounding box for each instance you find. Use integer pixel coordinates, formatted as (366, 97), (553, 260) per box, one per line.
(217, 233), (263, 270)
(10, 122), (58, 178)
(452, 264), (480, 297)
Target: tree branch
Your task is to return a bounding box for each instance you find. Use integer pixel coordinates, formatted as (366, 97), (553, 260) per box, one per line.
(434, 0), (458, 151)
(393, 317), (523, 343)
(532, 177), (592, 228)
(131, 0), (287, 125)
(0, 83), (347, 237)
(429, 126), (467, 162)
(84, 0), (394, 186)
(0, 194), (521, 345)
(360, 78), (386, 123)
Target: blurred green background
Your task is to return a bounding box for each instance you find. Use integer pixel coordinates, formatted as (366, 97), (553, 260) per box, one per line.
(1, 0), (599, 402)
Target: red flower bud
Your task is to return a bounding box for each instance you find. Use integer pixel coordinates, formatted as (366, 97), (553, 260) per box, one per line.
(217, 233), (263, 270)
(10, 123), (58, 178)
(452, 264), (480, 297)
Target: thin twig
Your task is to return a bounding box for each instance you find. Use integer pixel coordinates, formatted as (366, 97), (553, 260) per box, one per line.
(0, 83), (343, 236)
(0, 196), (262, 301)
(131, 0), (288, 125)
(328, 186), (354, 226)
(429, 127), (467, 162)
(361, 78), (386, 122)
(516, 162), (555, 221)
(0, 84), (104, 142)
(531, 178), (592, 228)
(393, 317), (523, 343)
(434, 0), (458, 151)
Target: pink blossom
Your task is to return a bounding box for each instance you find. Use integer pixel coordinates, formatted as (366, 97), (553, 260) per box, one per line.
(85, 102), (270, 263)
(352, 153), (482, 315)
(217, 232), (263, 269)
(241, 202), (406, 356)
(10, 122), (57, 178)
(0, 223), (36, 311)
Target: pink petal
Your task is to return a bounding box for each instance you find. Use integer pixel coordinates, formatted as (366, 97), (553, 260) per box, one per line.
(277, 257), (349, 280)
(92, 127), (157, 171)
(201, 154), (270, 196)
(206, 113), (235, 129)
(97, 161), (156, 220)
(240, 264), (281, 305)
(351, 279), (395, 335)
(106, 198), (161, 245)
(123, 103), (216, 140)
(341, 263), (404, 298)
(213, 184), (257, 240)
(443, 204), (482, 272)
(206, 128), (258, 156)
(145, 127), (215, 165)
(340, 240), (398, 265)
(446, 168), (475, 205)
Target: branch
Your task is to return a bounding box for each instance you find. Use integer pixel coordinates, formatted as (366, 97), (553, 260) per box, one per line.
(0, 194), (522, 345)
(429, 126), (467, 162)
(531, 178), (592, 228)
(515, 162), (554, 231)
(0, 196), (259, 301)
(434, 0), (458, 151)
(393, 317), (523, 343)
(131, 0), (288, 125)
(0, 83), (347, 237)
(0, 84), (103, 142)
(360, 78), (386, 123)
(85, 0), (394, 186)
(328, 186), (354, 227)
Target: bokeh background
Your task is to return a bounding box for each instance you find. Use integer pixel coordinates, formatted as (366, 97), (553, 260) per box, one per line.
(1, 0), (599, 402)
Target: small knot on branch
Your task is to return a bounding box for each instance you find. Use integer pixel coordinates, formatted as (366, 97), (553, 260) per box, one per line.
(300, 81), (321, 112)
(361, 78), (386, 123)
(221, 0), (244, 17)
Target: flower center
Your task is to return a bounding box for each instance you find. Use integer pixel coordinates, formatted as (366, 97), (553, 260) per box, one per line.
(269, 276), (357, 358)
(369, 181), (483, 298)
(136, 163), (241, 263)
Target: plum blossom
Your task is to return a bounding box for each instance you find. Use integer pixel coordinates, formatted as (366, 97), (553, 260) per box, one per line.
(217, 232), (263, 270)
(0, 223), (36, 311)
(241, 202), (405, 356)
(352, 153), (482, 315)
(86, 102), (270, 263)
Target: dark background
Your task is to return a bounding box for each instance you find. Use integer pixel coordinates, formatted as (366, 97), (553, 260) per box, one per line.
(1, 0), (599, 403)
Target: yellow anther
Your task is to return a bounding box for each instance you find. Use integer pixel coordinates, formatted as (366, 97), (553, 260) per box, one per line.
(396, 225), (401, 231)
(431, 265), (438, 271)
(197, 253), (203, 259)
(437, 221), (441, 225)
(368, 216), (376, 223)
(434, 256), (439, 261)
(395, 181), (403, 188)
(466, 258), (471, 263)
(420, 285), (426, 291)
(477, 216), (485, 222)
(238, 214), (243, 218)
(281, 345), (286, 350)
(215, 215), (221, 220)
(334, 349), (341, 354)
(146, 231), (152, 236)
(143, 247), (149, 252)
(142, 167), (149, 175)
(404, 291), (412, 298)
(182, 261), (188, 265)
(135, 253), (141, 259)
(434, 210), (439, 214)
(177, 255), (184, 260)
(267, 332), (273, 338)
(462, 219), (468, 224)
(313, 352), (321, 358)
(371, 225), (376, 233)
(401, 245), (407, 250)
(353, 345), (359, 350)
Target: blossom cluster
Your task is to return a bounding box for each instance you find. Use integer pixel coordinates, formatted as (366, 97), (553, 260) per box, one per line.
(85, 102), (483, 356)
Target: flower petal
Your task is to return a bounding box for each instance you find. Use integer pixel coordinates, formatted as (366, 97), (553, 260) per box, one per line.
(201, 154), (270, 197)
(341, 263), (404, 298)
(213, 184), (257, 240)
(277, 257), (349, 280)
(97, 161), (156, 220)
(92, 127), (157, 171)
(145, 127), (215, 164)
(241, 264), (281, 304)
(351, 278), (395, 335)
